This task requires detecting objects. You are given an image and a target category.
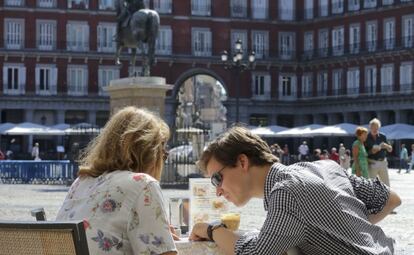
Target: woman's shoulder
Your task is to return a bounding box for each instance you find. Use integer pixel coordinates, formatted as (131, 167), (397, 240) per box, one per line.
(107, 170), (159, 188)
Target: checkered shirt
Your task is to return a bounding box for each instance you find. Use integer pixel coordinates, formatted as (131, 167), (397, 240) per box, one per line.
(235, 160), (394, 255)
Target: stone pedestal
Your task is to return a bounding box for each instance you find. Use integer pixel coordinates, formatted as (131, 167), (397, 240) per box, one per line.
(105, 77), (173, 116)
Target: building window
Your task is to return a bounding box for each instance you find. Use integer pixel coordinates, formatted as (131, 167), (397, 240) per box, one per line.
(35, 65), (57, 95)
(249, 114), (269, 126)
(252, 31), (268, 59)
(231, 30), (248, 54)
(400, 62), (413, 92)
(2, 64), (26, 95)
(403, 15), (414, 48)
(317, 71), (328, 97)
(68, 0), (89, 9)
(252, 0), (268, 19)
(98, 67), (120, 96)
(231, 0), (247, 17)
(97, 23), (116, 52)
(279, 75), (297, 100)
(348, 0), (360, 11)
(251, 73), (270, 100)
(303, 32), (313, 59)
(332, 26), (344, 56)
(384, 19), (395, 50)
(38, 0), (56, 8)
(279, 32), (295, 60)
(4, 19), (24, 50)
(318, 29), (329, 57)
(154, 0), (172, 13)
(380, 64), (394, 93)
(302, 73), (313, 98)
(349, 24), (360, 54)
(279, 0), (294, 20)
(67, 22), (89, 52)
(332, 0), (343, 14)
(67, 65), (88, 96)
(366, 21), (377, 52)
(319, 0), (328, 17)
(347, 68), (360, 96)
(191, 0), (210, 16)
(332, 69), (343, 96)
(192, 28), (212, 57)
(98, 0), (114, 10)
(304, 0), (313, 20)
(37, 20), (56, 50)
(382, 0), (393, 5)
(364, 0), (377, 8)
(5, 0), (24, 6)
(156, 26), (172, 55)
(365, 66), (377, 94)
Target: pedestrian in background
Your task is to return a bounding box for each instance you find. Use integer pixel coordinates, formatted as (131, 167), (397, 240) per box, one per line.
(281, 144), (290, 165)
(408, 144), (414, 174)
(398, 144), (409, 174)
(329, 147), (339, 163)
(298, 141), (309, 161)
(339, 143), (346, 168)
(31, 143), (41, 161)
(352, 127), (369, 178)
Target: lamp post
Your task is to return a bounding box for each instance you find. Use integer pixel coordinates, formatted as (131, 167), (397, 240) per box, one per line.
(221, 39), (255, 123)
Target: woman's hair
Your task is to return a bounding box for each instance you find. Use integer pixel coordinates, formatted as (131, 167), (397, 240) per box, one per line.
(355, 126), (368, 137)
(77, 106), (170, 180)
(197, 126), (278, 172)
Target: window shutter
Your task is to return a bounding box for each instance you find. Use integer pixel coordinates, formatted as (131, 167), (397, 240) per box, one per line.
(35, 67), (40, 92)
(83, 25), (89, 50)
(20, 66), (26, 93)
(2, 66), (7, 88)
(97, 26), (102, 50)
(264, 75), (271, 98)
(84, 68), (88, 94)
(52, 67), (58, 94)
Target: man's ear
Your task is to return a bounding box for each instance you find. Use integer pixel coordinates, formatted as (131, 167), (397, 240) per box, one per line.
(238, 154), (250, 172)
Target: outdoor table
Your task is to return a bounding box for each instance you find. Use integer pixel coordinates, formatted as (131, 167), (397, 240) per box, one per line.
(175, 237), (300, 255)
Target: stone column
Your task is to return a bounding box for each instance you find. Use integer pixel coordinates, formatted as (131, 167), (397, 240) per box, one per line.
(88, 111), (97, 125)
(55, 110), (65, 124)
(105, 77), (173, 117)
(24, 109), (34, 152)
(24, 109), (34, 123)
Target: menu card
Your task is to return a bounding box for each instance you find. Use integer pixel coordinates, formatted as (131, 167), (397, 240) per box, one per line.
(189, 178), (239, 231)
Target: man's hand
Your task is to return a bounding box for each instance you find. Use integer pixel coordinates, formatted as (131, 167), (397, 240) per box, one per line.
(189, 223), (210, 241)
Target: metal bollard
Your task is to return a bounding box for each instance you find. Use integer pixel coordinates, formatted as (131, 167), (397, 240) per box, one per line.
(31, 208), (46, 221)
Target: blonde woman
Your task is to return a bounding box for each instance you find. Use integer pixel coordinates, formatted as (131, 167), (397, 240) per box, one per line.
(56, 107), (177, 255)
(352, 127), (369, 178)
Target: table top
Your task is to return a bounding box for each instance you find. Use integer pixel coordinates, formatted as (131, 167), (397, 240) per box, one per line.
(175, 238), (225, 255)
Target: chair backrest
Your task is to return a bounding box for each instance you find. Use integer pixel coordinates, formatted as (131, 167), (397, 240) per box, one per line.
(0, 220), (89, 255)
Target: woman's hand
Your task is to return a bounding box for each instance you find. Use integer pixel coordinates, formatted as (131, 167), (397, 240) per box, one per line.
(189, 223), (209, 241)
(169, 225), (180, 241)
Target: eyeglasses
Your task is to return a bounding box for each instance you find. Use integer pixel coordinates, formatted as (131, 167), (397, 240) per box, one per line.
(210, 165), (227, 188)
(163, 148), (169, 161)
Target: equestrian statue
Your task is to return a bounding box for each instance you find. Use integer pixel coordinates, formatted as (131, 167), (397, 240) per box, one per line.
(114, 0), (160, 76)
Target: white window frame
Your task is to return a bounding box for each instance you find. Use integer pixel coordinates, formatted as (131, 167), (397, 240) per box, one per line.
(332, 26), (344, 56)
(67, 65), (88, 96)
(364, 0), (377, 8)
(365, 66), (377, 95)
(349, 23), (360, 54)
(348, 0), (360, 11)
(279, 32), (295, 60)
(68, 0), (89, 9)
(98, 0), (114, 10)
(191, 0), (211, 16)
(302, 73), (313, 98)
(332, 69), (343, 96)
(317, 71), (328, 97)
(347, 68), (360, 96)
(4, 19), (24, 50)
(37, 0), (56, 8)
(384, 18), (395, 50)
(279, 74), (297, 100)
(380, 64), (394, 94)
(192, 28), (212, 57)
(97, 22), (116, 52)
(252, 0), (268, 19)
(319, 0), (328, 17)
(2, 63), (26, 95)
(304, 31), (314, 59)
(36, 20), (56, 51)
(156, 26), (172, 55)
(279, 0), (294, 21)
(231, 0), (247, 17)
(366, 21), (377, 52)
(35, 64), (57, 95)
(251, 31), (269, 59)
(332, 0), (343, 14)
(304, 0), (313, 20)
(318, 29), (329, 57)
(400, 62), (413, 92)
(251, 73), (271, 100)
(66, 21), (89, 52)
(154, 0), (172, 13)
(403, 15), (414, 48)
(98, 66), (120, 96)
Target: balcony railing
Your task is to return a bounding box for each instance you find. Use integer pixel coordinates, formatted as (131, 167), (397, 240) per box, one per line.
(36, 84), (57, 96)
(5, 0), (24, 6)
(3, 86), (25, 95)
(67, 41), (89, 52)
(191, 2), (211, 16)
(67, 84), (88, 96)
(68, 0), (89, 9)
(38, 0), (56, 8)
(231, 4), (247, 18)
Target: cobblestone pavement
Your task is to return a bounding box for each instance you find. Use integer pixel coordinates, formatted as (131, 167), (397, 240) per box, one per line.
(0, 169), (412, 254)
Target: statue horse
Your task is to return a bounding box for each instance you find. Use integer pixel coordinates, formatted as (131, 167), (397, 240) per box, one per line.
(115, 8), (160, 76)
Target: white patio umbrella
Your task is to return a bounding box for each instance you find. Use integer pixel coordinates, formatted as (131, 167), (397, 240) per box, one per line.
(4, 122), (65, 136)
(381, 123), (414, 140)
(250, 125), (288, 137)
(176, 127), (204, 134)
(275, 124), (326, 137)
(309, 123), (359, 137)
(0, 123), (15, 135)
(64, 123), (101, 135)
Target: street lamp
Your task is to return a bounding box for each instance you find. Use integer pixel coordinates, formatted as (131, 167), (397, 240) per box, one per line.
(221, 39), (255, 123)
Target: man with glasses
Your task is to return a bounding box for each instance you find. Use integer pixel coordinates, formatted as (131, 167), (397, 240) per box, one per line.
(189, 126), (401, 255)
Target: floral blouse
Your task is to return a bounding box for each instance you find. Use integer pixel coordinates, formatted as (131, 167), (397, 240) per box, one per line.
(56, 170), (177, 255)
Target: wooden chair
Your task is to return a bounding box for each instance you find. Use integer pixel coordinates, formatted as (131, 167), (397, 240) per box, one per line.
(0, 220), (89, 255)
